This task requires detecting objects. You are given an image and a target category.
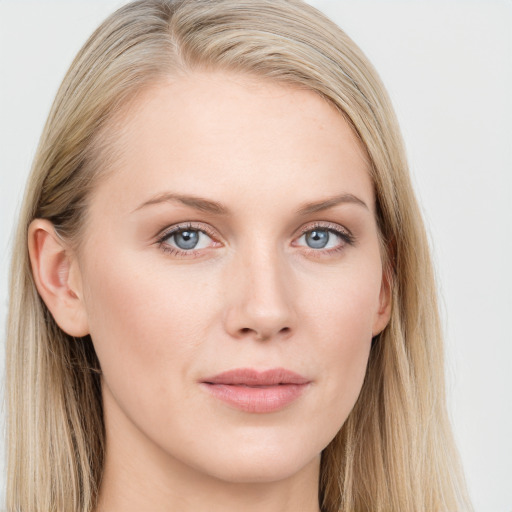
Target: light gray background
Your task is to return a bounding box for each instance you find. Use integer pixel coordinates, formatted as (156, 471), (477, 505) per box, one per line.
(1, 1), (511, 510)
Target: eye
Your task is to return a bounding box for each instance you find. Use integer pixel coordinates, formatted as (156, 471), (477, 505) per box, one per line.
(300, 229), (337, 249)
(157, 222), (219, 256)
(294, 222), (354, 255)
(169, 228), (206, 250)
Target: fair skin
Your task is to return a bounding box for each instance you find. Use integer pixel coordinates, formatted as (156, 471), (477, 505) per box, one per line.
(29, 71), (391, 512)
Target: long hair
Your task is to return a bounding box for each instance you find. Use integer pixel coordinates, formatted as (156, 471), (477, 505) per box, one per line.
(5, 1), (472, 510)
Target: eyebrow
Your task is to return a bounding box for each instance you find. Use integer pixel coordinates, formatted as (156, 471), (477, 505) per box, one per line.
(132, 192), (228, 215)
(132, 191), (369, 215)
(296, 193), (369, 215)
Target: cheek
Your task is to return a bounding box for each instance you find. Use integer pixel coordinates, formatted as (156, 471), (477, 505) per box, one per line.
(80, 249), (216, 402)
(304, 264), (381, 419)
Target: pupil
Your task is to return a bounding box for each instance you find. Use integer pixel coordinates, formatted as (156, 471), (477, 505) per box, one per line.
(306, 230), (329, 249)
(175, 230), (199, 250)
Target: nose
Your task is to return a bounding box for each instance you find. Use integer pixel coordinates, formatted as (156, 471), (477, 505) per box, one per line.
(223, 245), (296, 342)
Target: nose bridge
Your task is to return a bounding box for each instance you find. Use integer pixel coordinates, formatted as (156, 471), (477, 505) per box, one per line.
(223, 237), (296, 341)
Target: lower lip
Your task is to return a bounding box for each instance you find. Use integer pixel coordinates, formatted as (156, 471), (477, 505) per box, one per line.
(200, 383), (309, 413)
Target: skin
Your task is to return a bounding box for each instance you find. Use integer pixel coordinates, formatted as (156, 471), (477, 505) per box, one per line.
(29, 71), (391, 512)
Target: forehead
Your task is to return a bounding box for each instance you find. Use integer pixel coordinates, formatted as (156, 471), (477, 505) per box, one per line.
(89, 70), (374, 218)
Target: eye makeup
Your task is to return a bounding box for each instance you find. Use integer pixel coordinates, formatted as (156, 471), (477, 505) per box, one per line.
(155, 220), (356, 259)
(292, 221), (355, 259)
(155, 221), (220, 259)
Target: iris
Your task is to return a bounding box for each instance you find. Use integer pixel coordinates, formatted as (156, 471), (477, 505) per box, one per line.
(174, 230), (200, 250)
(305, 229), (330, 249)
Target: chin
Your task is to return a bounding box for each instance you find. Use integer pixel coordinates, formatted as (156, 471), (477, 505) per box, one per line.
(189, 436), (322, 485)
(212, 458), (319, 485)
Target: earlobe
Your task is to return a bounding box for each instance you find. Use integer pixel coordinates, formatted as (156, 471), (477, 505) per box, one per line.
(372, 268), (393, 337)
(28, 219), (89, 337)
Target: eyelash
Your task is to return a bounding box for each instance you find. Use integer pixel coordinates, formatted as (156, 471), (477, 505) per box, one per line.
(294, 221), (355, 258)
(156, 221), (355, 259)
(156, 222), (219, 259)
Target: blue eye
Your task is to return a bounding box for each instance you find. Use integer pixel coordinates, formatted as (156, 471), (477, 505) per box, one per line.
(296, 224), (353, 253)
(157, 221), (354, 258)
(158, 224), (216, 255)
(173, 229), (201, 250)
(304, 229), (330, 249)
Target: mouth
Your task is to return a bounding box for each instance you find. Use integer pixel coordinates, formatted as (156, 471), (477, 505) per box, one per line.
(200, 368), (311, 413)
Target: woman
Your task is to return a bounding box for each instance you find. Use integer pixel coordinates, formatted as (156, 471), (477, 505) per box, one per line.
(5, 0), (473, 511)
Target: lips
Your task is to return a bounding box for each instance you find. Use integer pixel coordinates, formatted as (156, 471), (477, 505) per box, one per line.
(200, 368), (311, 413)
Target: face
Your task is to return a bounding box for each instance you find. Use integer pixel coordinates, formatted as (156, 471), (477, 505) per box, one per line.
(74, 71), (390, 484)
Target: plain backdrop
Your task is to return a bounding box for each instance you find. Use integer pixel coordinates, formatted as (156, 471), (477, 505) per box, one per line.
(0, 1), (511, 511)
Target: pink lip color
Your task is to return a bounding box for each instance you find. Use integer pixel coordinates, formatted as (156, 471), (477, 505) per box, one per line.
(200, 368), (311, 413)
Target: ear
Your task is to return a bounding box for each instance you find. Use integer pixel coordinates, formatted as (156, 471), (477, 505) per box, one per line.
(372, 266), (392, 337)
(28, 219), (89, 337)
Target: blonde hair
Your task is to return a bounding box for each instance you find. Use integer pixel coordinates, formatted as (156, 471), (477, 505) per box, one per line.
(5, 0), (472, 510)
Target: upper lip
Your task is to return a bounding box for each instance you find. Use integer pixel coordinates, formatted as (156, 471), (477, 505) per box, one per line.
(202, 367), (310, 386)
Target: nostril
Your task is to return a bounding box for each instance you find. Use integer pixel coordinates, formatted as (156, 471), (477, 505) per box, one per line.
(239, 326), (291, 340)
